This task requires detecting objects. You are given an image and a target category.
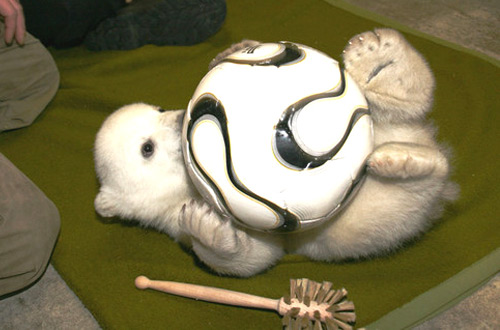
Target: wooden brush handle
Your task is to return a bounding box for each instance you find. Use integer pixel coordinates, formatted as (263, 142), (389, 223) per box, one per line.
(135, 276), (279, 311)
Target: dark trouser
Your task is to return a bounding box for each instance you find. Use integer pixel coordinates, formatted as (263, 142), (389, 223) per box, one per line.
(20, 0), (126, 47)
(0, 153), (60, 297)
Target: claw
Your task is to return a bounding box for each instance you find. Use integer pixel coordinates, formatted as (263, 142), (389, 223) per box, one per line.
(207, 207), (214, 216)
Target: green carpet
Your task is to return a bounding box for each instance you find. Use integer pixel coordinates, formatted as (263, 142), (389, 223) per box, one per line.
(1, 0), (499, 328)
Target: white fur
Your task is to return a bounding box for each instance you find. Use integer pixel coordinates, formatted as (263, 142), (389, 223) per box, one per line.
(94, 29), (458, 277)
(94, 104), (196, 237)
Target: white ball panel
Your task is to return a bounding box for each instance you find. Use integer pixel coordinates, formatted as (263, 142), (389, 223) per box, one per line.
(183, 42), (373, 232)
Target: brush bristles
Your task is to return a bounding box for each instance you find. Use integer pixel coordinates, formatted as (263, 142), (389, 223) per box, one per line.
(280, 278), (356, 330)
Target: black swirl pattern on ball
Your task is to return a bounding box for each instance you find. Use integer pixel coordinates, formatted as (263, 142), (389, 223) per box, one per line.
(186, 95), (300, 232)
(274, 69), (371, 170)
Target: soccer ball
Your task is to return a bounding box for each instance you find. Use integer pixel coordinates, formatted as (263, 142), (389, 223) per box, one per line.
(182, 42), (373, 232)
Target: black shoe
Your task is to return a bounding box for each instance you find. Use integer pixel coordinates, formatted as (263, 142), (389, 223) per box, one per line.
(84, 0), (226, 50)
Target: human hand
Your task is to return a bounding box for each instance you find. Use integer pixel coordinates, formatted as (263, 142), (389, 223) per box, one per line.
(0, 0), (25, 45)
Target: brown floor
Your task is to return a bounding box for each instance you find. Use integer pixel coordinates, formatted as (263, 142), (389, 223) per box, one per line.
(344, 0), (499, 60)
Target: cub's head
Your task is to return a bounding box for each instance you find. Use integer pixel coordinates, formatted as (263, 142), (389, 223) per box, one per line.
(94, 103), (191, 229)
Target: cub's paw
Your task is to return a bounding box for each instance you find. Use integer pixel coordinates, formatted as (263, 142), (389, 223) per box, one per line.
(208, 39), (260, 70)
(94, 190), (120, 218)
(343, 29), (410, 87)
(343, 29), (434, 121)
(180, 200), (242, 256)
(368, 143), (448, 179)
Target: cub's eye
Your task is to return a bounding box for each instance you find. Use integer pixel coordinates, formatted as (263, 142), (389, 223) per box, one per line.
(141, 140), (155, 158)
(158, 108), (167, 113)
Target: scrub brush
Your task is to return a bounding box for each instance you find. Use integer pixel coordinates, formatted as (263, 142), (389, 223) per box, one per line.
(135, 276), (356, 329)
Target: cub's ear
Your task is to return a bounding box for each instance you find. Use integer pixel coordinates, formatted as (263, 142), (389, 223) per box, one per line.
(94, 190), (120, 218)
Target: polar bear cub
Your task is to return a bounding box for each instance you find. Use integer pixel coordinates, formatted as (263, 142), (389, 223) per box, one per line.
(94, 29), (458, 277)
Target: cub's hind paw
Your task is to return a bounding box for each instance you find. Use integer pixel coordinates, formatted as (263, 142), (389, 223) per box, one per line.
(342, 29), (434, 121)
(343, 29), (407, 87)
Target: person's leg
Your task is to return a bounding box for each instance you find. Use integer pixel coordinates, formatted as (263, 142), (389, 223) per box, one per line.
(20, 0), (126, 48)
(84, 0), (227, 50)
(0, 24), (59, 132)
(0, 153), (60, 297)
(19, 0), (68, 46)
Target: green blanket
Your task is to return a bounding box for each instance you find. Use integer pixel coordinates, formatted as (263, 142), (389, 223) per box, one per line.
(1, 0), (498, 328)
